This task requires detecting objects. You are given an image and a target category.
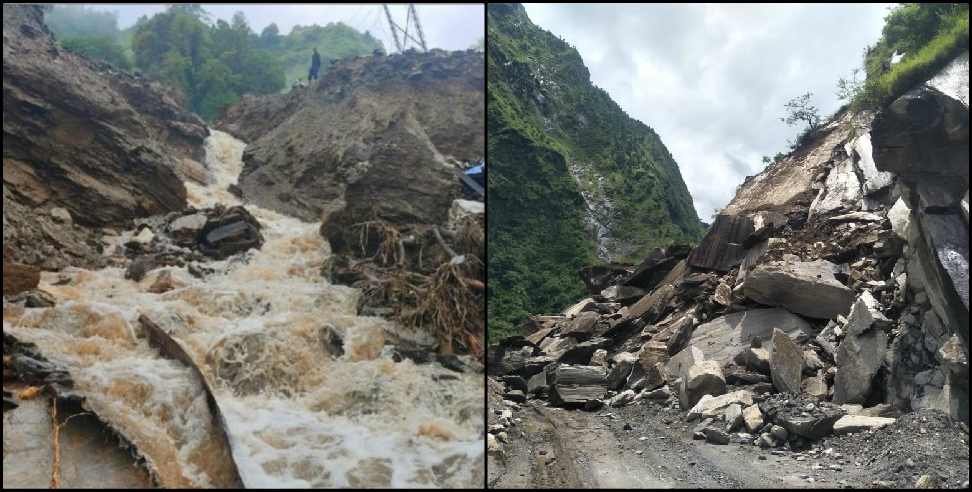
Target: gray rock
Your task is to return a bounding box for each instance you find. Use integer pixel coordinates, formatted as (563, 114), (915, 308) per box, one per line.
(809, 157), (862, 217)
(769, 425), (789, 441)
(548, 364), (608, 407)
(770, 329), (803, 395)
(686, 214), (755, 272)
(562, 311), (599, 338)
(914, 211), (970, 354)
(600, 285), (646, 303)
(527, 371), (548, 396)
(168, 213), (208, 245)
(609, 390), (637, 408)
(734, 347), (771, 374)
(803, 373), (829, 400)
(742, 404), (764, 433)
(724, 403), (743, 432)
(606, 352), (638, 391)
(703, 427), (730, 445)
(689, 309), (813, 369)
(713, 282), (733, 306)
(827, 211), (884, 222)
(49, 207), (73, 224)
(590, 349), (609, 368)
(643, 386), (672, 400)
(504, 390), (526, 403)
(832, 415), (896, 435)
(686, 390), (754, 421)
(834, 292), (890, 404)
(744, 260), (855, 319)
(665, 345), (705, 384)
(679, 360), (727, 411)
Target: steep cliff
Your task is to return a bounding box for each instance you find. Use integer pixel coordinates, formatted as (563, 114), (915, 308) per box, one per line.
(2, 5), (209, 270)
(487, 3), (704, 339)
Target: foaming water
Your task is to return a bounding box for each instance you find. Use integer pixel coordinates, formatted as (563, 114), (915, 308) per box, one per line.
(4, 130), (484, 488)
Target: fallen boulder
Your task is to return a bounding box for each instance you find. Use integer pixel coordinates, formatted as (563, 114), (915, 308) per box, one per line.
(686, 390), (754, 421)
(742, 404), (764, 433)
(832, 415), (896, 435)
(548, 364), (609, 407)
(770, 329), (803, 395)
(679, 360), (726, 411)
(688, 308), (813, 369)
(743, 260), (855, 319)
(197, 206), (265, 260)
(686, 214), (755, 272)
(834, 291), (890, 404)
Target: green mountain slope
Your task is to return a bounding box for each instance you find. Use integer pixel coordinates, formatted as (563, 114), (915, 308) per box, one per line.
(487, 3), (705, 340)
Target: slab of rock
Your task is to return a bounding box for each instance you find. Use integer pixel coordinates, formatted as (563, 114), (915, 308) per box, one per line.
(686, 390), (753, 421)
(743, 260), (855, 319)
(724, 403), (743, 431)
(609, 390), (636, 408)
(562, 311), (599, 338)
(724, 368), (769, 385)
(643, 386), (672, 400)
(914, 211), (970, 354)
(527, 371), (549, 396)
(770, 329), (803, 395)
(687, 214), (754, 272)
(548, 364), (608, 407)
(834, 292), (890, 404)
(742, 404), (764, 433)
(579, 264), (633, 295)
(664, 315), (696, 356)
(559, 337), (610, 365)
(665, 345), (705, 384)
(832, 415), (896, 435)
(803, 373), (829, 400)
(763, 397), (845, 440)
(590, 349), (609, 368)
(621, 246), (688, 290)
(3, 263), (41, 297)
(607, 352), (639, 391)
(828, 211), (884, 222)
(688, 309), (813, 369)
(563, 298), (595, 317)
(167, 213), (208, 246)
(626, 284), (677, 321)
(679, 360), (726, 411)
(600, 285), (646, 303)
(197, 206), (265, 260)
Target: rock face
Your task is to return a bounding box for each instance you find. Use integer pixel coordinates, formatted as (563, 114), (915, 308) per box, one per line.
(216, 50), (484, 235)
(3, 5), (208, 269)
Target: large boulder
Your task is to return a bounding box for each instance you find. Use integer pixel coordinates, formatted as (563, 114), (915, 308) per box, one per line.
(832, 415), (896, 435)
(217, 51), (483, 232)
(743, 260), (855, 319)
(196, 206), (265, 260)
(685, 390), (754, 421)
(834, 291), (890, 404)
(688, 309), (814, 369)
(770, 329), (803, 395)
(679, 360), (726, 410)
(548, 364), (609, 407)
(686, 214), (754, 272)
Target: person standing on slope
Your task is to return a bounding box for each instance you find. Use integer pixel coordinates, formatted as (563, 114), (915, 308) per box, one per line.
(308, 47), (322, 82)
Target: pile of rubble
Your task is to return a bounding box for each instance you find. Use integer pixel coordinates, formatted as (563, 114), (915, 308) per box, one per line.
(488, 55), (969, 460)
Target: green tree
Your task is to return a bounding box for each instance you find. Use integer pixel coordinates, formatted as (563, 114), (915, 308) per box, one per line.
(61, 36), (132, 69)
(45, 5), (120, 40)
(780, 92), (821, 132)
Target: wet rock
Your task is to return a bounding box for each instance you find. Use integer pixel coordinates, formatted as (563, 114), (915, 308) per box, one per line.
(18, 289), (56, 308)
(688, 309), (813, 369)
(198, 206), (265, 260)
(680, 360), (726, 411)
(147, 270), (180, 294)
(3, 263), (41, 297)
(834, 291), (891, 404)
(686, 214), (755, 272)
(744, 259), (855, 319)
(167, 213), (208, 246)
(742, 404), (764, 433)
(770, 329), (803, 395)
(832, 415), (896, 435)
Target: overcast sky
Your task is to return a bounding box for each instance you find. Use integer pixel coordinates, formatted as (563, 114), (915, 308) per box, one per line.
(522, 3), (893, 220)
(82, 3), (484, 53)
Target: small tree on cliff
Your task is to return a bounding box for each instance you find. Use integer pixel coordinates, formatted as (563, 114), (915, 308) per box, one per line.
(781, 92), (822, 133)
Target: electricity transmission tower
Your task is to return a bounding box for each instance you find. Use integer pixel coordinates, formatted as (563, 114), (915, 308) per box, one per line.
(382, 4), (428, 53)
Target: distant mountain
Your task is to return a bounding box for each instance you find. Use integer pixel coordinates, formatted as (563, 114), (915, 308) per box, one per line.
(487, 3), (704, 339)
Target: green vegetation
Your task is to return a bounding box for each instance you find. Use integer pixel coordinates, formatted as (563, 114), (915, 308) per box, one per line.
(844, 3), (969, 110)
(44, 5), (384, 121)
(487, 4), (704, 342)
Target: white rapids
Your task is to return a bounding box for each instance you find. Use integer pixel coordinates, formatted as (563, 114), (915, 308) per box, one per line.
(3, 130), (485, 488)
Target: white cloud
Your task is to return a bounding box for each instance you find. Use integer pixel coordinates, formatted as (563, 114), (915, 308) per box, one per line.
(522, 3), (891, 219)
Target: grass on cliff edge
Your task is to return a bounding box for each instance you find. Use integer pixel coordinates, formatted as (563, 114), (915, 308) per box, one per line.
(856, 5), (969, 111)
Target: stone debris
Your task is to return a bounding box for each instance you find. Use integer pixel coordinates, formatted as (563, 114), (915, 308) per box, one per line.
(832, 415), (897, 435)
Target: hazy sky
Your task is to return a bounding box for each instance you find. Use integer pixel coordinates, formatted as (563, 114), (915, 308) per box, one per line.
(81, 3), (484, 52)
(523, 3), (893, 219)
